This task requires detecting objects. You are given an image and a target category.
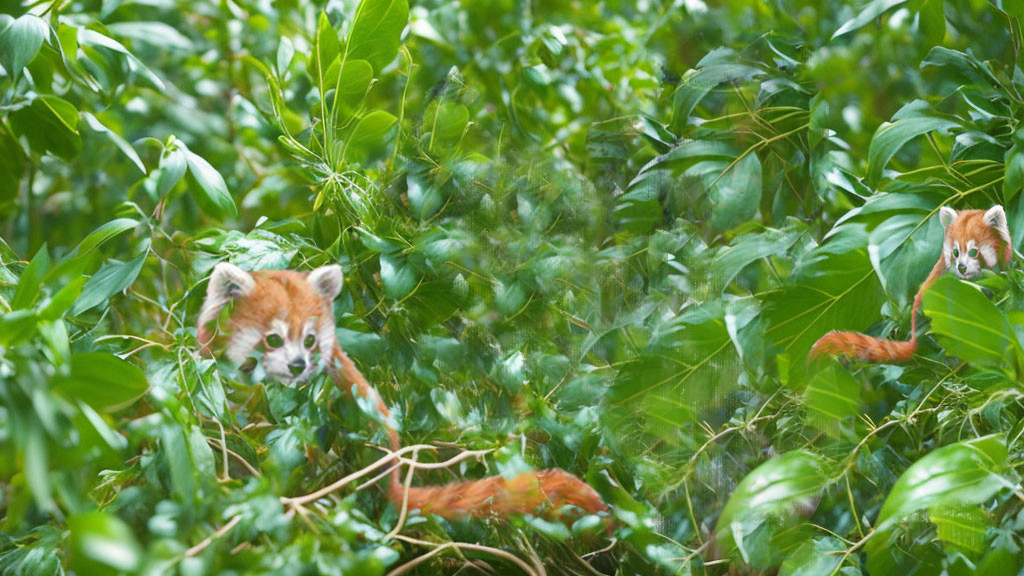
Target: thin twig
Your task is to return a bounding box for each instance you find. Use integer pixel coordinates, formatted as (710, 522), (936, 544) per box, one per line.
(184, 515), (242, 557)
(388, 535), (541, 576)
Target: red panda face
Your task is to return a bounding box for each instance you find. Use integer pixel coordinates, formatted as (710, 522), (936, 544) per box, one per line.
(198, 263), (344, 384)
(939, 205), (1012, 280)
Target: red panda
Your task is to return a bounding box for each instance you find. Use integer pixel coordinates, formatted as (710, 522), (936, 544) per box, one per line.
(197, 263), (609, 520)
(809, 205), (1013, 364)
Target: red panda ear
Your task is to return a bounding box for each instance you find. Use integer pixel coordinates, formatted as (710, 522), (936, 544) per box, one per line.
(308, 265), (344, 301)
(939, 206), (957, 228)
(984, 205), (1008, 234)
(208, 262), (255, 301)
(197, 262), (255, 356)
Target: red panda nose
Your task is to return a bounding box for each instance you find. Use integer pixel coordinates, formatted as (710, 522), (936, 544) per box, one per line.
(957, 264), (967, 274)
(288, 359), (306, 376)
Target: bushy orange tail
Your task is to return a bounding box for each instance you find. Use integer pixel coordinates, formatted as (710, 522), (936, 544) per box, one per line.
(809, 331), (917, 364)
(326, 344), (609, 521)
(391, 469), (609, 519)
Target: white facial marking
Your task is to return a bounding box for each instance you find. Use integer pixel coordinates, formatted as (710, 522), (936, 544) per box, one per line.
(979, 244), (997, 267)
(259, 317), (323, 384)
(226, 326), (263, 363)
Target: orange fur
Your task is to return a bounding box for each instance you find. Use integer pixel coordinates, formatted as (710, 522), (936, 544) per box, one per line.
(327, 341), (608, 520)
(198, 266), (609, 521)
(809, 208), (1012, 364)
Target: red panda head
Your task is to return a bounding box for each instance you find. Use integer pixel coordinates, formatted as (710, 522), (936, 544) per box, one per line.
(939, 205), (1012, 279)
(197, 263), (343, 383)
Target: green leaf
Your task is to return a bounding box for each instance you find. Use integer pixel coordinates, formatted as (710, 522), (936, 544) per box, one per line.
(55, 352), (149, 411)
(0, 14), (48, 76)
(105, 21), (193, 52)
(922, 275), (1017, 364)
(607, 303), (743, 448)
(832, 0), (907, 39)
(344, 110), (397, 164)
(803, 361), (861, 439)
(24, 424), (54, 513)
(866, 99), (958, 185)
(715, 451), (825, 569)
(0, 309), (38, 346)
(71, 218), (139, 258)
(425, 100), (470, 149)
(9, 95), (82, 160)
(77, 28), (165, 91)
(866, 203), (943, 306)
(346, 0), (409, 73)
(379, 253), (418, 300)
(407, 174), (443, 220)
(39, 276), (87, 320)
(0, 124), (25, 203)
(310, 12), (339, 92)
(68, 511), (141, 574)
(1004, 129), (1024, 202)
(276, 36), (294, 75)
(765, 231), (885, 384)
(672, 48), (765, 124)
(71, 248), (148, 315)
(12, 244), (51, 310)
(81, 112), (146, 174)
(917, 0), (946, 45)
(779, 537), (844, 576)
(929, 505), (989, 556)
(866, 435), (1008, 574)
(704, 227), (801, 294)
(156, 144), (187, 196)
(179, 141), (238, 220)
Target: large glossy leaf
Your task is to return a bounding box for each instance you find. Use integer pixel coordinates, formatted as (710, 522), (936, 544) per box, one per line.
(922, 275), (1018, 365)
(866, 100), (959, 184)
(832, 0), (906, 39)
(0, 14), (48, 76)
(866, 435), (1009, 575)
(68, 511), (141, 575)
(179, 141), (238, 220)
(623, 139), (763, 236)
(80, 113), (146, 174)
(55, 352), (149, 411)
(72, 218), (139, 258)
(11, 244), (51, 310)
(672, 48), (766, 125)
(0, 124), (25, 202)
(765, 227), (886, 384)
(310, 12), (338, 94)
(779, 537), (844, 576)
(714, 451), (825, 569)
(346, 0), (409, 73)
(863, 194), (944, 307)
(344, 110), (397, 164)
(379, 252), (419, 301)
(606, 302), (745, 451)
(9, 96), (82, 160)
(803, 361), (860, 439)
(71, 249), (148, 315)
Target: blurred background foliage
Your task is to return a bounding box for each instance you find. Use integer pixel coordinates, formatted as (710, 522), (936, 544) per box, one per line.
(2, 0), (1024, 574)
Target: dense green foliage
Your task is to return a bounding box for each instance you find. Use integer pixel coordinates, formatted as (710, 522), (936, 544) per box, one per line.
(3, 0), (1024, 574)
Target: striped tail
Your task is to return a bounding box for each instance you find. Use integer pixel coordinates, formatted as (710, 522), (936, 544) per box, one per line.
(808, 331), (917, 364)
(327, 343), (609, 521)
(390, 469), (609, 520)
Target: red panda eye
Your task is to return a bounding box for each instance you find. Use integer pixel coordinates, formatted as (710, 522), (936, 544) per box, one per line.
(304, 335), (316, 349)
(969, 248), (978, 258)
(952, 248), (959, 258)
(266, 334), (283, 348)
